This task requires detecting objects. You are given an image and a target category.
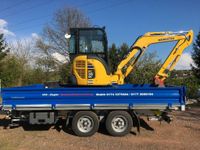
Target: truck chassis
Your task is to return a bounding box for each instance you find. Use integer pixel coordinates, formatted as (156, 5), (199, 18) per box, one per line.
(1, 84), (186, 137)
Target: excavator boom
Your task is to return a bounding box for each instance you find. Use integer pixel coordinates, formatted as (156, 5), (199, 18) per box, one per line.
(115, 30), (193, 86)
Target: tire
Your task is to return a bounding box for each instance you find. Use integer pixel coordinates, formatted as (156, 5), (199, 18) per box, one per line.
(72, 111), (99, 137)
(106, 111), (133, 136)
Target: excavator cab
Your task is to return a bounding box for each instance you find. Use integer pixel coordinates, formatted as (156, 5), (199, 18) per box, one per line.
(68, 27), (108, 62)
(66, 27), (112, 85)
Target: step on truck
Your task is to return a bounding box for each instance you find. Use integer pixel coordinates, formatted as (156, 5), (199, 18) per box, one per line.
(1, 84), (186, 137)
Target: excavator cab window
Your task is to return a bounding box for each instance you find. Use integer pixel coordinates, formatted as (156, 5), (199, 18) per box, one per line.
(79, 30), (104, 53)
(69, 34), (76, 53)
(68, 27), (108, 63)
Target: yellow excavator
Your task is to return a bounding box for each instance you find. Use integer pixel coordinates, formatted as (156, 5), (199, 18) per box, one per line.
(65, 27), (193, 86)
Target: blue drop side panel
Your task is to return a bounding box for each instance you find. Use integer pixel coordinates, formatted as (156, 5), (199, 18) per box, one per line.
(1, 84), (186, 108)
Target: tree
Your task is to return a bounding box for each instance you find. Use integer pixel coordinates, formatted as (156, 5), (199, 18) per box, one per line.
(166, 70), (199, 98)
(0, 55), (23, 87)
(108, 43), (161, 84)
(108, 43), (129, 73)
(35, 56), (59, 82)
(0, 34), (9, 61)
(9, 39), (36, 86)
(192, 31), (200, 80)
(22, 67), (46, 85)
(118, 43), (129, 60)
(127, 52), (161, 84)
(0, 34), (11, 86)
(108, 43), (118, 73)
(0, 38), (51, 87)
(37, 6), (91, 55)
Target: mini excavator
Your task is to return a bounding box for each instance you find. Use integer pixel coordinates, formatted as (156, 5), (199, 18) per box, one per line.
(65, 27), (193, 87)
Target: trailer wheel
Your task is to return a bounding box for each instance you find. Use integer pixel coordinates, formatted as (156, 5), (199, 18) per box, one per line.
(72, 111), (99, 137)
(106, 111), (133, 136)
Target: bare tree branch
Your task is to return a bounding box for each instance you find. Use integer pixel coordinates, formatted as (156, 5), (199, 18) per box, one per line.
(37, 6), (91, 55)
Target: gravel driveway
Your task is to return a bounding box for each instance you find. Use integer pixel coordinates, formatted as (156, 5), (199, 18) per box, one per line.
(0, 107), (199, 150)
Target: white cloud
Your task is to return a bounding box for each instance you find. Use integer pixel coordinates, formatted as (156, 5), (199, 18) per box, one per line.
(0, 19), (7, 27)
(0, 19), (15, 36)
(175, 52), (194, 70)
(31, 33), (40, 40)
(9, 32), (40, 46)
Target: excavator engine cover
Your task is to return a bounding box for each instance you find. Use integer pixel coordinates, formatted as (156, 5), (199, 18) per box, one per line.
(72, 55), (112, 86)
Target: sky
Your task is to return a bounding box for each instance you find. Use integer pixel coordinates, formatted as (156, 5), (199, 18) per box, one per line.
(0, 0), (200, 69)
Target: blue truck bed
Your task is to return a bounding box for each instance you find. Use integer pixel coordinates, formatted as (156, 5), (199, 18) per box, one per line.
(1, 84), (186, 111)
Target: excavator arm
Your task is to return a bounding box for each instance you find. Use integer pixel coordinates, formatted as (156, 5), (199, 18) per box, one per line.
(114, 30), (193, 86)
